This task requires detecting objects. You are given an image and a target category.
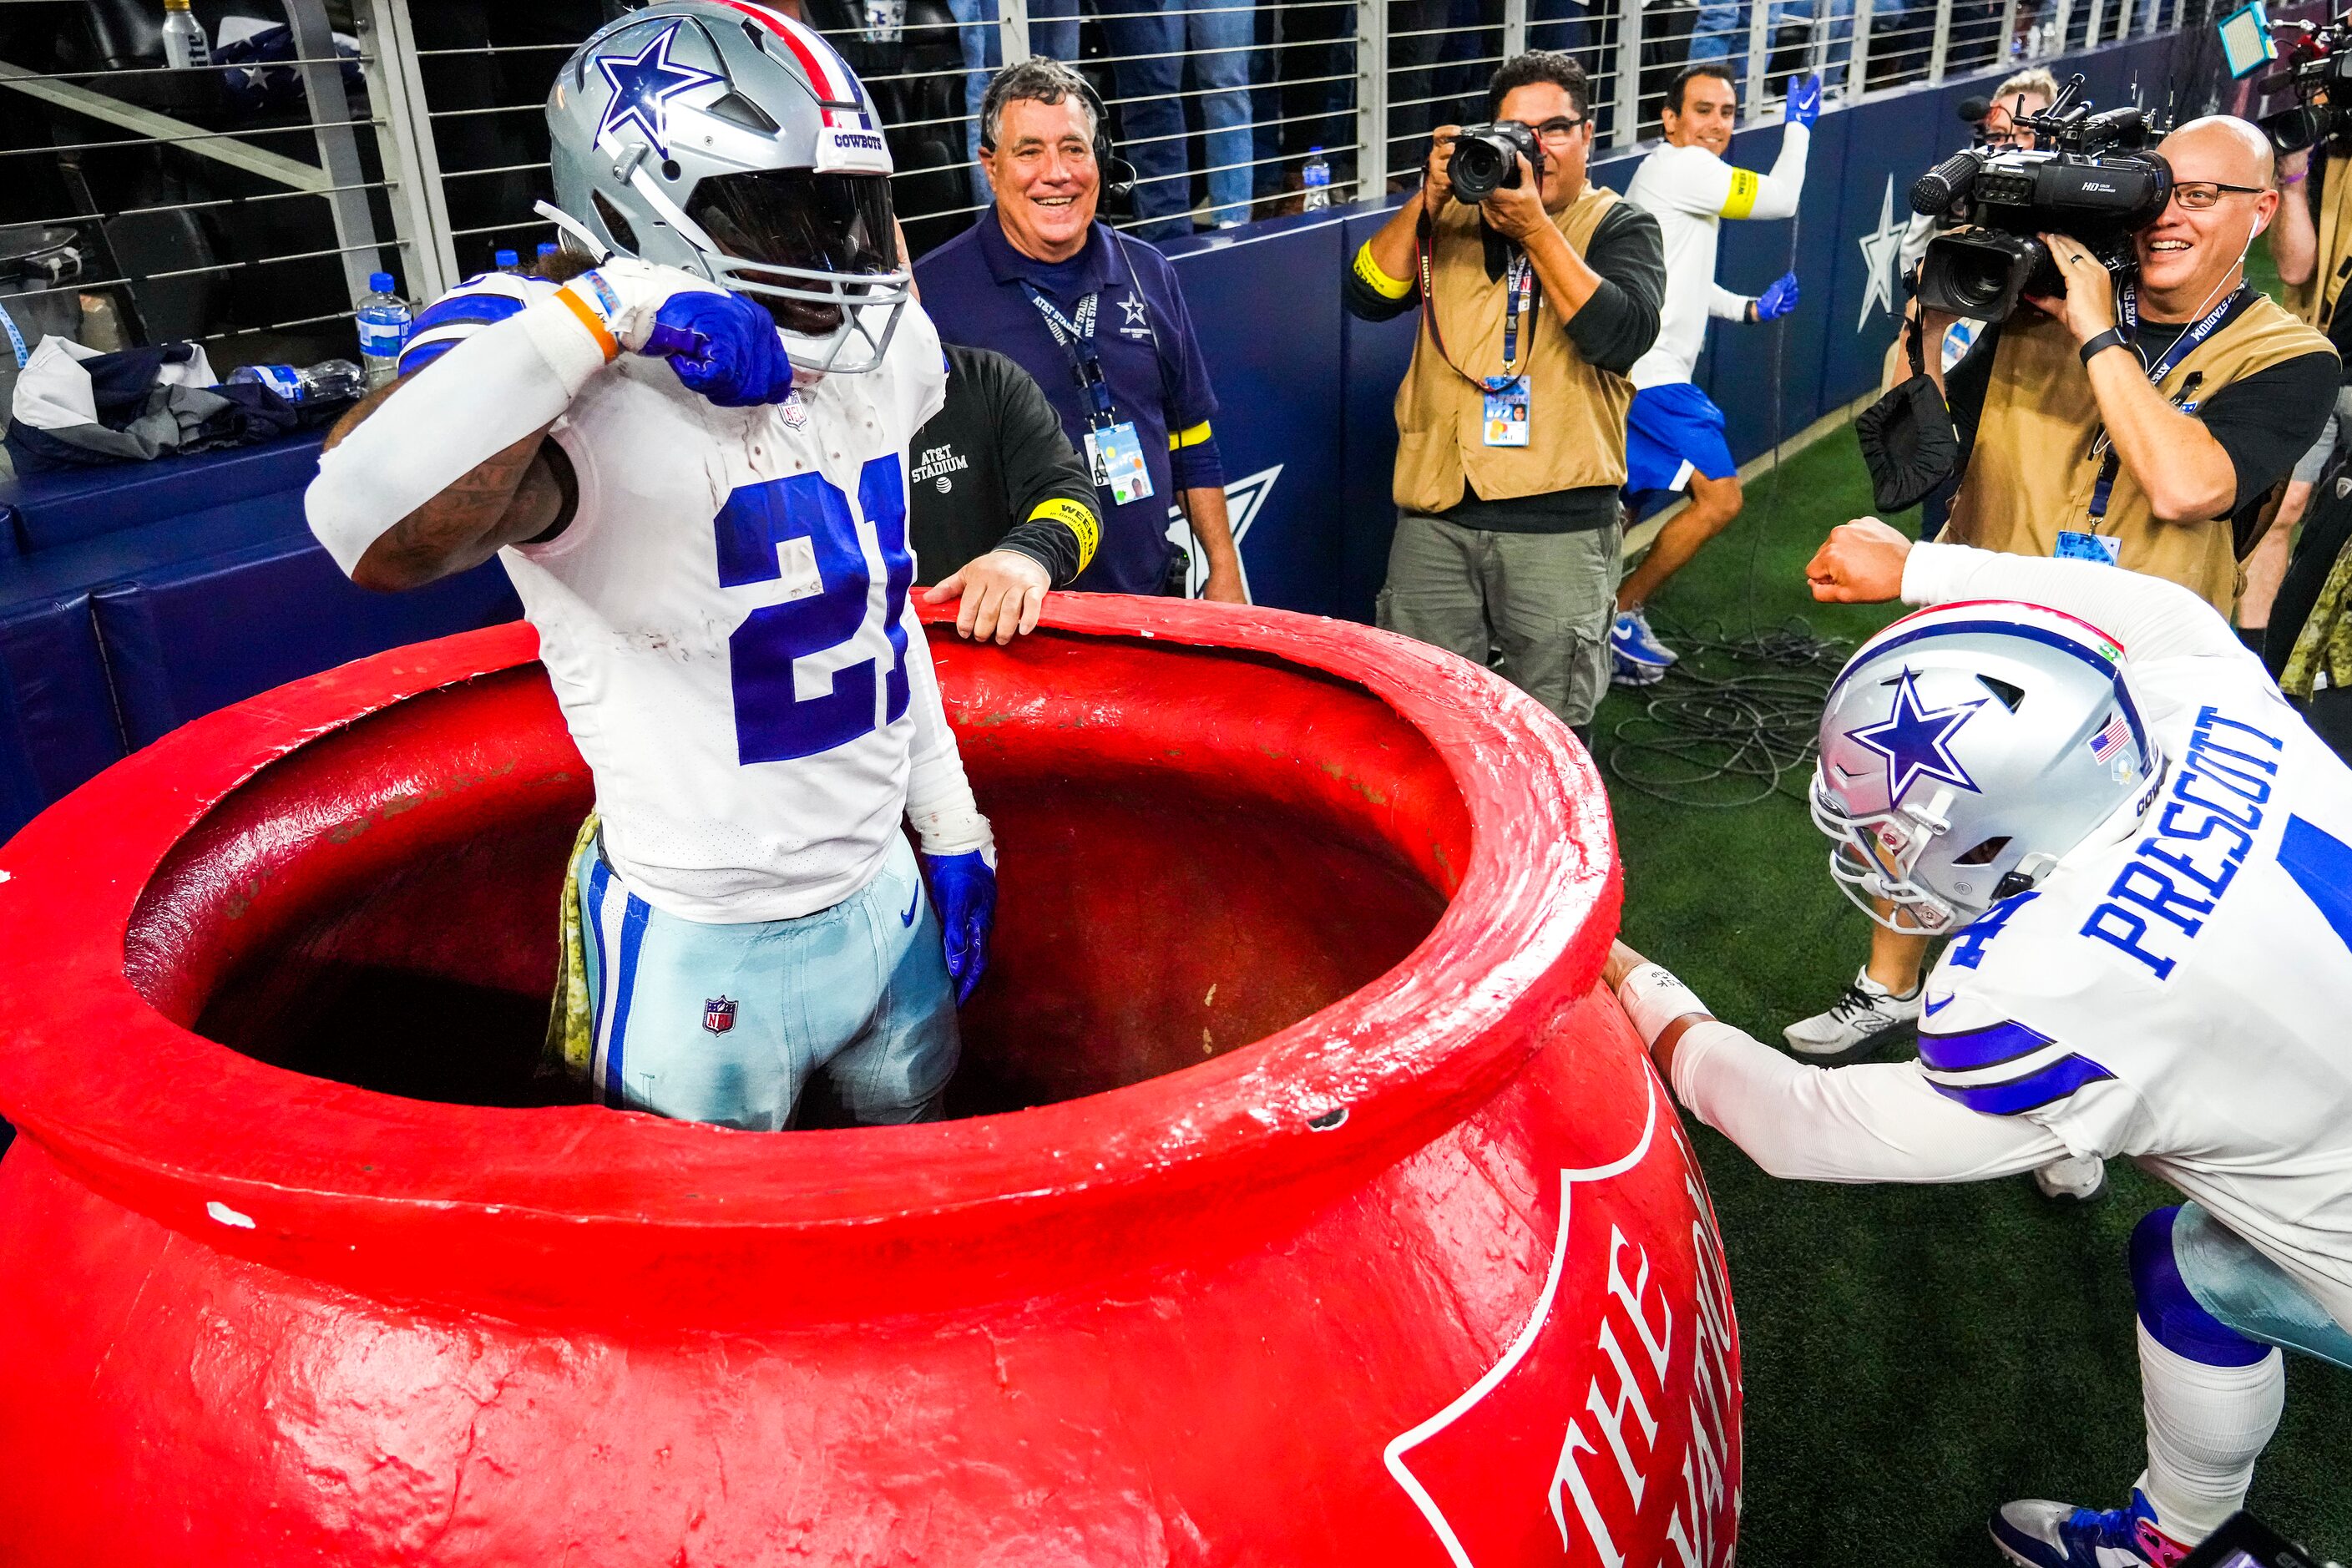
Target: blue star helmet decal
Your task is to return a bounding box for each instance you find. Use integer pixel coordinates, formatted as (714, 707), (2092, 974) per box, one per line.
(594, 21), (724, 160)
(1849, 668), (1985, 805)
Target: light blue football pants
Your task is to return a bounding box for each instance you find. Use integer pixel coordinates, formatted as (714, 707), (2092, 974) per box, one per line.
(574, 831), (960, 1130)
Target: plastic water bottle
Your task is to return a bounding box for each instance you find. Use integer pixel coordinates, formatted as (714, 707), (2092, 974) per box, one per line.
(161, 0), (210, 68)
(230, 360), (367, 406)
(494, 249), (521, 275)
(534, 241), (561, 276)
(1302, 147), (1332, 211)
(354, 271), (412, 389)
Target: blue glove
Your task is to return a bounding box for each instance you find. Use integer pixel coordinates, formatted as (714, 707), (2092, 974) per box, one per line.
(921, 847), (998, 1005)
(1786, 73), (1823, 129)
(642, 290), (796, 407)
(1755, 271), (1800, 321)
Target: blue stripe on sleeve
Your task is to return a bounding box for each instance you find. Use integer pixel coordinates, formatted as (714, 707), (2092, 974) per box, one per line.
(412, 292), (527, 332)
(584, 857), (612, 1090)
(1929, 1053), (2113, 1115)
(605, 892), (652, 1109)
(2279, 813), (2352, 954)
(1918, 1018), (2056, 1074)
(395, 337), (460, 377)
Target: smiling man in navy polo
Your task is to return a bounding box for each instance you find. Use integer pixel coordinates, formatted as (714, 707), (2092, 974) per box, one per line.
(916, 57), (1246, 601)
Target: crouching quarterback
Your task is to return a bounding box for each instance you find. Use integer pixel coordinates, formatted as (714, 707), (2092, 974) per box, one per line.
(1608, 520), (2352, 1565)
(305, 1), (994, 1130)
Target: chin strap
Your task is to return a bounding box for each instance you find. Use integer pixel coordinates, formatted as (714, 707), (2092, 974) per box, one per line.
(534, 200), (612, 264)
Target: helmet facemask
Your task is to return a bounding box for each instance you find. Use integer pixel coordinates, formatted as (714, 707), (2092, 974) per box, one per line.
(1812, 773), (1971, 935)
(680, 169), (906, 360)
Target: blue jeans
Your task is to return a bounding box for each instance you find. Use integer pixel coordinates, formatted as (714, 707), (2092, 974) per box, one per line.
(948, 0), (1003, 208)
(1687, 0), (1854, 94)
(1031, 0), (1257, 237)
(575, 831), (960, 1130)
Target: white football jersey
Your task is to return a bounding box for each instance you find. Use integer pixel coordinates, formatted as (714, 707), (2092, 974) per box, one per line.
(1913, 566), (2352, 1327)
(1621, 126), (1808, 390)
(405, 273), (952, 923)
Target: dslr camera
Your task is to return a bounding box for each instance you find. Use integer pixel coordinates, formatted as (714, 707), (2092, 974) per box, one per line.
(1907, 73), (2171, 321)
(1449, 121), (1545, 201)
(2259, 18), (2352, 153)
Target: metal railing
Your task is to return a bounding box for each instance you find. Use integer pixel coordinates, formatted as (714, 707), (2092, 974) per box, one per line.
(0, 0), (2188, 377)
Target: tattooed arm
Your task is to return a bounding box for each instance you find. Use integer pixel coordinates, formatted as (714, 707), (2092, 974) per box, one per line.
(322, 377), (572, 593)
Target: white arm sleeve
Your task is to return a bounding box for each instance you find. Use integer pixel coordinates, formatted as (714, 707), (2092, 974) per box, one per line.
(1901, 540), (2248, 662)
(1708, 284), (1751, 321)
(1737, 122), (1809, 220)
(899, 604), (993, 857)
(304, 296), (610, 577)
(1670, 1018), (2071, 1181)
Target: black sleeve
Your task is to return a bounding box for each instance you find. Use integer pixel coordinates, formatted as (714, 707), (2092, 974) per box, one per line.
(2193, 349), (2343, 511)
(979, 350), (1097, 588)
(1343, 232), (1422, 323)
(1558, 202), (1666, 377)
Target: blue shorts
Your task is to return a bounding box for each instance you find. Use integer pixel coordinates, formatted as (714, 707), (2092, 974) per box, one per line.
(2172, 1202), (2352, 1371)
(575, 831), (960, 1130)
(1623, 382), (1737, 516)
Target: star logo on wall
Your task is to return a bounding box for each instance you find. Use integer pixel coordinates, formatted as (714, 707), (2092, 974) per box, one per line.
(1164, 463), (1279, 599)
(1849, 669), (1985, 804)
(594, 22), (722, 160)
(1855, 175), (1905, 331)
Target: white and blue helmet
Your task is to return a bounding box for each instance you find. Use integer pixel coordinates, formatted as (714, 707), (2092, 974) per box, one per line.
(1811, 601), (2158, 936)
(544, 0), (908, 373)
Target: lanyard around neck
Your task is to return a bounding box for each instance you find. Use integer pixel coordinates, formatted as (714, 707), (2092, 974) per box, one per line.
(1021, 283), (1116, 425)
(1414, 210), (1542, 388)
(2086, 284), (2251, 523)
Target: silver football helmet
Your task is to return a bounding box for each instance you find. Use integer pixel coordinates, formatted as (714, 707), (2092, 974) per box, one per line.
(544, 0), (908, 374)
(1811, 601), (2159, 936)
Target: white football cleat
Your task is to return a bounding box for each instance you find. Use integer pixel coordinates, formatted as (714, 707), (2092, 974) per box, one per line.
(1783, 965), (1922, 1065)
(2031, 1151), (2108, 1204)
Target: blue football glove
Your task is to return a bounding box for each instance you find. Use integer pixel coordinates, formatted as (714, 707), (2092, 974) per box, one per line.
(1755, 271), (1800, 321)
(1786, 73), (1823, 129)
(921, 847), (998, 1005)
(641, 290), (796, 407)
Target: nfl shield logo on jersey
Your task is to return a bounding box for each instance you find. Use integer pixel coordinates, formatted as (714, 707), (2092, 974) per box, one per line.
(703, 996), (737, 1035)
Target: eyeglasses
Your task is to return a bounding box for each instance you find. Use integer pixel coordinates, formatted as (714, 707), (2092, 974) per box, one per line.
(1521, 115), (1588, 145)
(2169, 180), (2267, 210)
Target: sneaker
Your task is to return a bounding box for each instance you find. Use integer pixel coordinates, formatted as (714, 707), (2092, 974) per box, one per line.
(1611, 607), (1677, 669)
(1990, 1487), (2196, 1568)
(2031, 1151), (2109, 1204)
(1782, 965), (1923, 1065)
(1611, 648), (1667, 688)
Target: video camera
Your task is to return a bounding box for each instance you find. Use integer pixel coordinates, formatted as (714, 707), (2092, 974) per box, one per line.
(1449, 121), (1545, 202)
(2259, 15), (2352, 153)
(1907, 73), (2171, 321)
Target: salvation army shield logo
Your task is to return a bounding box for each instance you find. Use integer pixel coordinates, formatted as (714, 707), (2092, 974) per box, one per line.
(702, 996), (736, 1035)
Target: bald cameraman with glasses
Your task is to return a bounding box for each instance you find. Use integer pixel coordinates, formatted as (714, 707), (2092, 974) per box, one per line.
(1344, 51), (1665, 738)
(1784, 114), (2339, 1113)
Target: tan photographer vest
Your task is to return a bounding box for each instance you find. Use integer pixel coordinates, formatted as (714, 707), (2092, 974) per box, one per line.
(2284, 152), (2352, 335)
(1941, 296), (2331, 613)
(1392, 186), (1631, 515)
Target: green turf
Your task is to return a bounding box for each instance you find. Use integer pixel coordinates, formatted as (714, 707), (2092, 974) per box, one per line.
(1599, 431), (2352, 1565)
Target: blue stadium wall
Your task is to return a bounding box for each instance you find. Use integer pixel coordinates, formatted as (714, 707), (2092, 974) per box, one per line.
(1164, 30), (2188, 622)
(0, 29), (2185, 843)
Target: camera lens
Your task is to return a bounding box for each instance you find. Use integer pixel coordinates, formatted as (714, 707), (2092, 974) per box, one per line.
(1452, 136), (1506, 201)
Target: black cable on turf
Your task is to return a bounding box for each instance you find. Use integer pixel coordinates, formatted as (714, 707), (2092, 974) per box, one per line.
(1604, 94), (1850, 807)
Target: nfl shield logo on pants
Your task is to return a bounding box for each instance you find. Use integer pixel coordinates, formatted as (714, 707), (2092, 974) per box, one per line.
(702, 996), (736, 1035)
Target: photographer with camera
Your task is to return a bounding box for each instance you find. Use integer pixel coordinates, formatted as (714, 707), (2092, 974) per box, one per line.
(1343, 51), (1665, 736)
(1786, 110), (2338, 1106)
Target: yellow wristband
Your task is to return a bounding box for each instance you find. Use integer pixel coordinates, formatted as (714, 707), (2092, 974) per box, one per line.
(1721, 168), (1760, 220)
(1353, 240), (1414, 301)
(1028, 496), (1100, 574)
(1167, 419), (1213, 451)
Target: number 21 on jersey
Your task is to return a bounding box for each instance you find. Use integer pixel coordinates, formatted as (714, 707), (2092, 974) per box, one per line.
(712, 455), (912, 765)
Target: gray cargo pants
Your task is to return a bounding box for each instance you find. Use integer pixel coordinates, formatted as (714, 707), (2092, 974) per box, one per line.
(1375, 509), (1621, 729)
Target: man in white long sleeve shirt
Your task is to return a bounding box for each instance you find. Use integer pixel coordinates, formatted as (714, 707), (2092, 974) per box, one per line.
(1611, 65), (1818, 679)
(1609, 520), (2352, 1567)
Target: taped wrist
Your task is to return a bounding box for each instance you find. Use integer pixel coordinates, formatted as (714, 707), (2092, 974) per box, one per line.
(305, 300), (609, 576)
(905, 753), (994, 857)
(1616, 963), (1711, 1047)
